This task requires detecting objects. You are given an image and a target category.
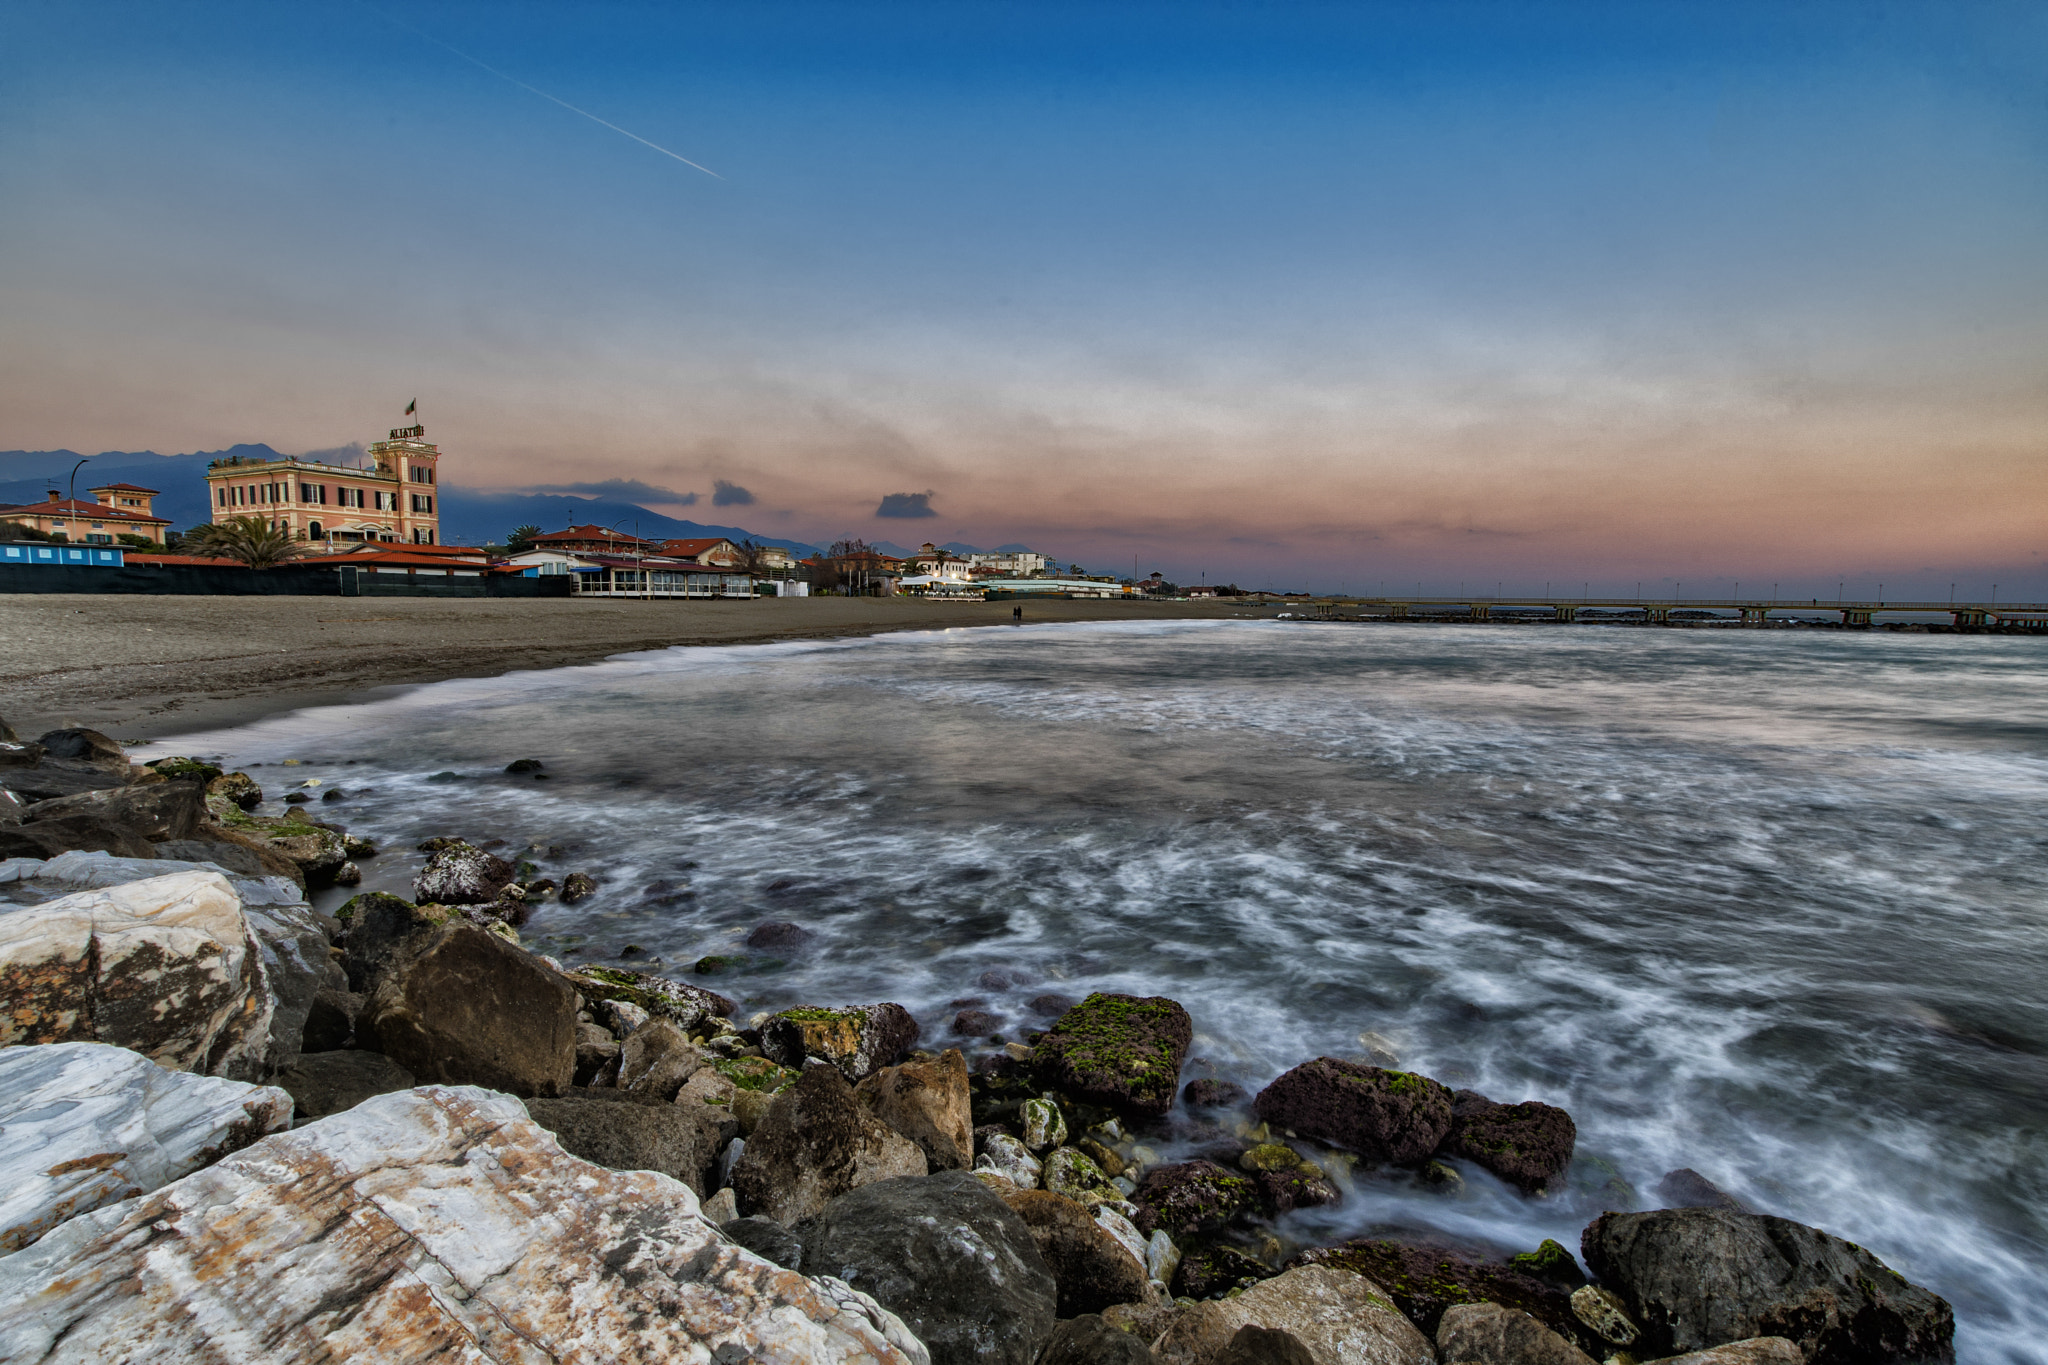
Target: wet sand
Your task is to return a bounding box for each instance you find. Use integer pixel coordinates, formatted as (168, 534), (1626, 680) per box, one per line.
(0, 594), (1253, 741)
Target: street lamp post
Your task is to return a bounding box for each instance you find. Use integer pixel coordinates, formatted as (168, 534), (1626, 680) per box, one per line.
(66, 458), (90, 546)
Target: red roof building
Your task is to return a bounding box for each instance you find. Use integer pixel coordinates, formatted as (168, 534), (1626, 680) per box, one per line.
(654, 537), (743, 565)
(527, 525), (660, 553)
(0, 489), (173, 544)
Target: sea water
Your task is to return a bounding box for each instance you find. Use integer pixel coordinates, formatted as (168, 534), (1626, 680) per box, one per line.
(140, 621), (2048, 1363)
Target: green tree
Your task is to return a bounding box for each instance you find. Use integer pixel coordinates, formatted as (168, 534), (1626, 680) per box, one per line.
(182, 516), (307, 569)
(507, 524), (542, 554)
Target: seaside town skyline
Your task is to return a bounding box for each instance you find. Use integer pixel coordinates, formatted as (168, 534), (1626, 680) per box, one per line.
(5, 2), (2044, 596)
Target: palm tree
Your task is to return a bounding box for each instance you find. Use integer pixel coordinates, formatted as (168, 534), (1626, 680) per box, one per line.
(506, 524), (542, 554)
(185, 516), (307, 569)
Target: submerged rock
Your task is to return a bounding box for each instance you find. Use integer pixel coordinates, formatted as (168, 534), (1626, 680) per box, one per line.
(0, 1086), (926, 1363)
(0, 869), (274, 1079)
(798, 1170), (1058, 1365)
(1581, 1207), (1954, 1365)
(761, 1002), (919, 1082)
(1031, 992), (1192, 1121)
(1655, 1168), (1751, 1212)
(1252, 1058), (1453, 1164)
(0, 1042), (292, 1254)
(730, 1063), (928, 1225)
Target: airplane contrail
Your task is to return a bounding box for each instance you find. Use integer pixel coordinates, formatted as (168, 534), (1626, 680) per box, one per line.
(363, 5), (723, 180)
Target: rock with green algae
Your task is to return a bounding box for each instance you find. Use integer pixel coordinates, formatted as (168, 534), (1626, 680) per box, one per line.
(1252, 1057), (1454, 1165)
(1290, 1238), (1587, 1348)
(760, 1002), (918, 1082)
(1512, 1238), (1588, 1287)
(1022, 1096), (1068, 1152)
(1030, 992), (1193, 1122)
(1041, 1146), (1122, 1208)
(1130, 1159), (1258, 1238)
(564, 963), (737, 1035)
(1440, 1092), (1578, 1195)
(146, 756), (224, 784)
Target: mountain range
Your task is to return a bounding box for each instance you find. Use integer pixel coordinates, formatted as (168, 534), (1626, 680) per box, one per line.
(0, 447), (1043, 562)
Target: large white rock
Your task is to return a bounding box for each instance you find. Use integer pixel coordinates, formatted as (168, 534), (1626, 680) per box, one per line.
(0, 869), (274, 1079)
(0, 1041), (293, 1253)
(2, 851), (337, 1073)
(0, 1085), (928, 1364)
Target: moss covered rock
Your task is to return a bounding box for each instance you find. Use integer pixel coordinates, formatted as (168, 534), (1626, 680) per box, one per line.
(564, 965), (737, 1036)
(1291, 1239), (1584, 1347)
(1030, 992), (1192, 1122)
(1252, 1057), (1453, 1164)
(147, 757), (224, 784)
(760, 1002), (918, 1083)
(1130, 1159), (1258, 1238)
(1439, 1094), (1577, 1195)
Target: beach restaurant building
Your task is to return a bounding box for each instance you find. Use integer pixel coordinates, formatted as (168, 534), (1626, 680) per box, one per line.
(504, 548), (754, 598)
(203, 423), (443, 546)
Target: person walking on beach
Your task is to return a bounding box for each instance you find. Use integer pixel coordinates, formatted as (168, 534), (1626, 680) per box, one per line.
(1013, 606), (1023, 623)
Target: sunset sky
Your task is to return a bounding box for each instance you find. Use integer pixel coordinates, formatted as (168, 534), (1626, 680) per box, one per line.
(4, 1), (2044, 593)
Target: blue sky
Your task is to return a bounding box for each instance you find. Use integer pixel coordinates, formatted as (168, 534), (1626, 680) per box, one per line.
(3, 0), (2044, 591)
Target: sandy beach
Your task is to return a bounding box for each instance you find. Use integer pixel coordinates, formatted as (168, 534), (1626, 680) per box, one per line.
(0, 593), (1253, 741)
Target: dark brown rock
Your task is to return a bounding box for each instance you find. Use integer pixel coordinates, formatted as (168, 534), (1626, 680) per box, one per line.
(1216, 1323), (1317, 1365)
(0, 816), (153, 860)
(1031, 992), (1192, 1122)
(797, 1170), (1056, 1365)
(952, 1008), (1001, 1037)
(746, 920), (814, 951)
(1000, 1190), (1150, 1317)
(1581, 1207), (1955, 1365)
(274, 1049), (415, 1121)
(559, 871), (597, 902)
(1251, 1057), (1452, 1163)
(1439, 1096), (1577, 1194)
(1175, 1242), (1280, 1299)
(357, 923), (577, 1097)
(1131, 1160), (1259, 1238)
(301, 986), (361, 1052)
(1038, 1314), (1156, 1365)
(523, 1090), (737, 1195)
(729, 1063), (927, 1225)
(336, 892), (451, 992)
(35, 728), (128, 770)
(1184, 1077), (1249, 1109)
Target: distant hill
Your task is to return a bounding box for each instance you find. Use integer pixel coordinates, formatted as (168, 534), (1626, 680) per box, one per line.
(0, 447), (819, 555)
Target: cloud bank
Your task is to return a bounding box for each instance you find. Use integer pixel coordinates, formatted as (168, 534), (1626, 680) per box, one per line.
(875, 491), (938, 519)
(712, 479), (755, 507)
(523, 478), (698, 505)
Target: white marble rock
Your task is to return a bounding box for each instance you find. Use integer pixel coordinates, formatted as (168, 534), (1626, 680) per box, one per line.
(0, 1041), (293, 1253)
(0, 1085), (928, 1364)
(0, 869), (275, 1079)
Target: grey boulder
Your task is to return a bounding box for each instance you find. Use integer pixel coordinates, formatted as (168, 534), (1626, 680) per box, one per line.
(730, 1062), (927, 1225)
(797, 1169), (1058, 1365)
(1581, 1207), (1953, 1365)
(357, 922), (577, 1097)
